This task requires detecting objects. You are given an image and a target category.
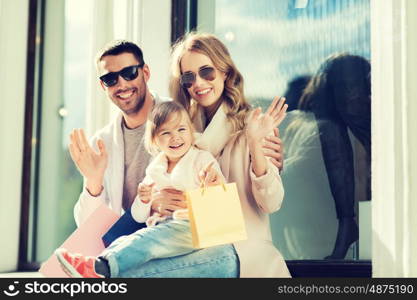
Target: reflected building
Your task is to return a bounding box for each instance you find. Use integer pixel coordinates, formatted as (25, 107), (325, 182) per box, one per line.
(211, 0), (370, 106)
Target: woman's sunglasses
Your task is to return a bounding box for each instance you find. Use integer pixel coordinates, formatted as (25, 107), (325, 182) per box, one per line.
(99, 63), (144, 87)
(180, 66), (216, 89)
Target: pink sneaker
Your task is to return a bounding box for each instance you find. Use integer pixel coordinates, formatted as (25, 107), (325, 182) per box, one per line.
(55, 248), (104, 278)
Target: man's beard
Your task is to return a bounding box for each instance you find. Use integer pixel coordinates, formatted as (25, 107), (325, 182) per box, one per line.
(122, 90), (146, 115)
(114, 77), (147, 115)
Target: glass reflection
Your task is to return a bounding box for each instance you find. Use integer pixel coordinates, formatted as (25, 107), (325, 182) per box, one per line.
(198, 0), (370, 260)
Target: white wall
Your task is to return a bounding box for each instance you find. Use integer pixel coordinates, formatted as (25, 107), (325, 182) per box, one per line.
(140, 0), (171, 98)
(372, 0), (417, 277)
(0, 0), (29, 272)
(406, 0), (417, 275)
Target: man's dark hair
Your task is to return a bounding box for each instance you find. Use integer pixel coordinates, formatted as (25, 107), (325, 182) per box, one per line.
(96, 40), (145, 66)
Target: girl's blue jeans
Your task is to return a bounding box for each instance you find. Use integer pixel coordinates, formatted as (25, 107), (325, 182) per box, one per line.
(100, 219), (239, 278)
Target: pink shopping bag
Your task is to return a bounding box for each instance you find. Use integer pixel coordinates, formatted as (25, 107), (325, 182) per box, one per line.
(39, 204), (120, 277)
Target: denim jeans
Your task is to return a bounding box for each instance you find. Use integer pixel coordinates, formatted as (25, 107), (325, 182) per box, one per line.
(100, 219), (239, 278)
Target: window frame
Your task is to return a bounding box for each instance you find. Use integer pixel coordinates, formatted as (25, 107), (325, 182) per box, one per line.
(18, 0), (45, 271)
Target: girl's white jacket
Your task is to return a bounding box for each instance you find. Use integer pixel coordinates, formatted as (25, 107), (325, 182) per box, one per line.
(130, 146), (223, 226)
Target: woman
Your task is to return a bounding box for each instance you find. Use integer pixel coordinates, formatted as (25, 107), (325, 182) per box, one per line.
(299, 53), (371, 259)
(169, 32), (290, 277)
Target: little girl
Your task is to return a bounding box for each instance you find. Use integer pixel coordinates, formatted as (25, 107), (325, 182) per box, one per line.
(55, 101), (226, 278)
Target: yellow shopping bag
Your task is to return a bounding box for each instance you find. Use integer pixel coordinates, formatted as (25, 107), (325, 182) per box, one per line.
(186, 182), (247, 248)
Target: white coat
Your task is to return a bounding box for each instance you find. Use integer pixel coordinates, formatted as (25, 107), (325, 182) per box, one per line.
(192, 103), (291, 278)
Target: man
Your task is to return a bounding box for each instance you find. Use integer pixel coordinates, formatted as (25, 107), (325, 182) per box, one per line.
(70, 40), (183, 226)
(69, 40), (284, 276)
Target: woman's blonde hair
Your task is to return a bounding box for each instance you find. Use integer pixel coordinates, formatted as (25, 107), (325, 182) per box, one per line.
(169, 32), (251, 133)
(144, 101), (195, 156)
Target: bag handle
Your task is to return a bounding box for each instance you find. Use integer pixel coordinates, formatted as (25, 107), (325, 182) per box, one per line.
(200, 180), (227, 195)
(199, 160), (227, 195)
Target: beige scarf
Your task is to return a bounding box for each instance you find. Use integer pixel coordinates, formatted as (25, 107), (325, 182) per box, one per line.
(193, 103), (234, 158)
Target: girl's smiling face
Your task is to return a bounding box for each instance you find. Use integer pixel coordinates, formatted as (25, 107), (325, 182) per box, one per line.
(154, 111), (194, 162)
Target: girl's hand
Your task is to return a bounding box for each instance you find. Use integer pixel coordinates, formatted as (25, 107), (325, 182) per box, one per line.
(199, 161), (223, 187)
(137, 182), (156, 204)
(69, 129), (108, 195)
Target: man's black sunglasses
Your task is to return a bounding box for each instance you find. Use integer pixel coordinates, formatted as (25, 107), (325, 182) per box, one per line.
(99, 63), (144, 87)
